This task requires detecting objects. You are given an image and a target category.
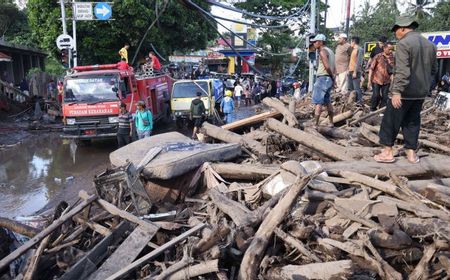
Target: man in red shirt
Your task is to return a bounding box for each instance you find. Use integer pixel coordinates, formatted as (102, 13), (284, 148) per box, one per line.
(117, 58), (129, 70)
(149, 51), (161, 71)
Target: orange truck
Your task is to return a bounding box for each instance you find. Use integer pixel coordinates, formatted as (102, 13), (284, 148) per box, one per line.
(61, 64), (173, 140)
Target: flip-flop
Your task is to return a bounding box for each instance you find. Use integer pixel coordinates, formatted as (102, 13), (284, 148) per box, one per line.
(407, 155), (420, 164)
(374, 154), (396, 163)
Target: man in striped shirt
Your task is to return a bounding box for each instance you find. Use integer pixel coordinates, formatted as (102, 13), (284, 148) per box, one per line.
(117, 103), (133, 148)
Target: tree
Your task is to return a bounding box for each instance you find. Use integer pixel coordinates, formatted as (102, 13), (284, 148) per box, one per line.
(235, 0), (310, 77)
(406, 0), (435, 20)
(0, 0), (29, 42)
(419, 1), (450, 32)
(350, 0), (399, 44)
(27, 0), (217, 66)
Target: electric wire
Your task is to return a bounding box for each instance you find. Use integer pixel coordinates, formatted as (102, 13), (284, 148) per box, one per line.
(206, 0), (311, 21)
(210, 13), (289, 29)
(192, 0), (307, 57)
(131, 0), (169, 65)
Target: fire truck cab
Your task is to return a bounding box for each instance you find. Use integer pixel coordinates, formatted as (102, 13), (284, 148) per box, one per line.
(62, 64), (172, 139)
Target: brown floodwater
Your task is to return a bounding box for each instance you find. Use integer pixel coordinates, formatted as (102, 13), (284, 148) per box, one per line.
(0, 135), (115, 218)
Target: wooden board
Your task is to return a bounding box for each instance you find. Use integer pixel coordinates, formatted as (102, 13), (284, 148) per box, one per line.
(221, 110), (280, 131)
(88, 226), (157, 280)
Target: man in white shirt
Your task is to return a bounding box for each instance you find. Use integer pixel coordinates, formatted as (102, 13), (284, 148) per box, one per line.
(234, 82), (243, 108)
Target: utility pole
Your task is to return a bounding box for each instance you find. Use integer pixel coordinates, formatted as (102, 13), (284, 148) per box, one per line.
(345, 0), (351, 37)
(308, 0), (316, 93)
(59, 0), (71, 68)
(72, 0), (78, 67)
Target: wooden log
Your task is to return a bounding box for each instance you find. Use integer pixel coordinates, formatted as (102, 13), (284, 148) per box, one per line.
(0, 194), (97, 271)
(193, 224), (231, 255)
(364, 123), (450, 154)
(208, 188), (257, 228)
(104, 223), (205, 280)
(274, 228), (321, 262)
(238, 172), (317, 280)
(23, 236), (50, 280)
(262, 97), (299, 127)
(323, 155), (450, 177)
(336, 171), (402, 198)
(379, 196), (449, 221)
(221, 110), (280, 131)
(408, 178), (450, 190)
(266, 260), (353, 280)
(320, 110), (353, 125)
(203, 122), (267, 156)
(409, 245), (436, 280)
(79, 190), (159, 233)
(210, 162), (278, 181)
(368, 229), (412, 249)
(412, 183), (450, 207)
(266, 118), (353, 161)
(316, 126), (353, 139)
(73, 216), (111, 236)
(348, 106), (386, 126)
(398, 217), (450, 238)
(166, 259), (219, 280)
(0, 217), (40, 238)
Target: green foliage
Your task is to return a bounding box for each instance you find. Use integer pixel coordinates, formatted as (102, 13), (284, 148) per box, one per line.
(420, 1), (450, 32)
(0, 0), (32, 44)
(26, 67), (43, 79)
(235, 0), (309, 77)
(44, 57), (66, 76)
(27, 0), (217, 66)
(350, 0), (399, 44)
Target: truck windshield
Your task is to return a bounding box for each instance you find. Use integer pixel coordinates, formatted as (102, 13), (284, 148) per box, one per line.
(64, 75), (118, 103)
(172, 81), (208, 98)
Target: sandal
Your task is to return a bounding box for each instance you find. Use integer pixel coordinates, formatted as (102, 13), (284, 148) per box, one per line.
(374, 153), (396, 163)
(407, 154), (420, 164)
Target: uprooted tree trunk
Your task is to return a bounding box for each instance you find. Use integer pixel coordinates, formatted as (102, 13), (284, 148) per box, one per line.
(262, 97), (299, 127)
(238, 171), (318, 280)
(0, 217), (39, 238)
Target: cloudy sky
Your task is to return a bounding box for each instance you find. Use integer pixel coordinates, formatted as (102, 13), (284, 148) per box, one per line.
(212, 0), (384, 32)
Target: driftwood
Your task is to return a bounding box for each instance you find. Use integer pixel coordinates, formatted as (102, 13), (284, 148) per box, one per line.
(0, 217), (40, 238)
(324, 155), (450, 177)
(262, 97), (299, 127)
(316, 126), (353, 139)
(0, 193), (97, 271)
(104, 223), (206, 280)
(210, 162), (278, 181)
(348, 106), (386, 126)
(274, 227), (321, 262)
(166, 259), (219, 280)
(266, 260), (353, 280)
(409, 245), (436, 280)
(321, 110), (353, 125)
(193, 224), (231, 255)
(266, 118), (353, 161)
(203, 122), (267, 156)
(239, 172), (317, 279)
(398, 217), (450, 239)
(221, 110), (280, 131)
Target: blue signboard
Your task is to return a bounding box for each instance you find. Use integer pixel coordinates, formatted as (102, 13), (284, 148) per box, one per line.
(94, 2), (112, 20)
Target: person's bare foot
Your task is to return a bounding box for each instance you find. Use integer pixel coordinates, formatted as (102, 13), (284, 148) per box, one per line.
(406, 149), (420, 164)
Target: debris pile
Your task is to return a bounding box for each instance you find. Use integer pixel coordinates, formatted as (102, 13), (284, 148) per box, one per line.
(1, 95), (450, 279)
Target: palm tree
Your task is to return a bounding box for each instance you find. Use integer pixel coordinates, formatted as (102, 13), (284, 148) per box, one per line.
(406, 0), (436, 19)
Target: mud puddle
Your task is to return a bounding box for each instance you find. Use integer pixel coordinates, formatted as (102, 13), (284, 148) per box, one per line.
(0, 135), (115, 218)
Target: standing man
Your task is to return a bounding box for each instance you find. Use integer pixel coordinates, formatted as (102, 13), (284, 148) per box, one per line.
(119, 43), (130, 63)
(135, 101), (153, 139)
(190, 92), (206, 139)
(310, 34), (335, 127)
(221, 90), (235, 124)
(374, 15), (437, 164)
(117, 103), (133, 148)
(369, 36), (388, 63)
(233, 82), (243, 108)
(149, 51), (162, 72)
(334, 34), (352, 95)
(348, 36), (364, 105)
(368, 43), (395, 111)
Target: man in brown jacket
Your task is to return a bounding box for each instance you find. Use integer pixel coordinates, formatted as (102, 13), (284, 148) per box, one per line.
(374, 15), (437, 164)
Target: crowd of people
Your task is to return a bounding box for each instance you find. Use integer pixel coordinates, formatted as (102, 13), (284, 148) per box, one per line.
(311, 15), (438, 165)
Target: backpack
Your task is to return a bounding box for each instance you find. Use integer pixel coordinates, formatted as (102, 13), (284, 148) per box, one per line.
(192, 100), (205, 117)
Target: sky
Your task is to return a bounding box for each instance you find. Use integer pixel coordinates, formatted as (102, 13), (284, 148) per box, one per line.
(211, 0), (382, 32)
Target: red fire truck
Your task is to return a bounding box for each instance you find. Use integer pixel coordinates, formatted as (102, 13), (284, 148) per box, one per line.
(61, 64), (173, 139)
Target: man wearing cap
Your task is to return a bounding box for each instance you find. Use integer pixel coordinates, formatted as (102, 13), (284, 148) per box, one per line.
(374, 15), (437, 164)
(311, 34), (336, 127)
(335, 34), (352, 95)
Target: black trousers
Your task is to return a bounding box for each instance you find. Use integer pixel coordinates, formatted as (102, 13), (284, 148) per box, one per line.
(379, 99), (424, 150)
(370, 83), (389, 111)
(117, 133), (131, 148)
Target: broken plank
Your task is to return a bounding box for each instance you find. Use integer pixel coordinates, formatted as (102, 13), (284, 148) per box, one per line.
(0, 193), (97, 271)
(88, 226), (157, 280)
(78, 190), (159, 233)
(221, 110), (280, 131)
(210, 162), (278, 181)
(104, 223), (205, 280)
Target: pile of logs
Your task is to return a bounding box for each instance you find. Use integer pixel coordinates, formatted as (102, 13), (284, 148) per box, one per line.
(1, 95), (450, 279)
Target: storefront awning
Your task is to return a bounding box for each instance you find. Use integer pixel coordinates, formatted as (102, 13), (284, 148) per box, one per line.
(0, 52), (12, 62)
